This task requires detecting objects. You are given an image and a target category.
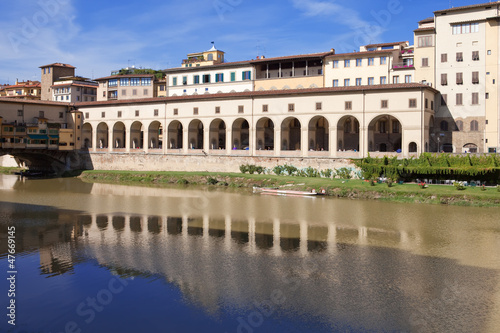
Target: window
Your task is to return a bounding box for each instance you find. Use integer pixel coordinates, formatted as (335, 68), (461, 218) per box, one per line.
(431, 101), (434, 110)
(418, 36), (433, 47)
(194, 75), (200, 84)
(368, 77), (374, 85)
(173, 108), (178, 115)
(121, 89), (126, 96)
(472, 71), (479, 84)
(230, 72), (236, 81)
(486, 92), (490, 99)
(17, 109), (23, 116)
(456, 120), (463, 131)
(143, 89), (148, 95)
(470, 120), (479, 131)
(344, 59), (350, 67)
(393, 76), (399, 84)
(215, 73), (224, 82)
(141, 78), (151, 86)
(452, 22), (479, 34)
(108, 79), (118, 87)
(368, 57), (374, 66)
(203, 74), (210, 83)
(242, 71), (251, 80)
(135, 110), (139, 117)
(215, 106), (220, 114)
(356, 58), (362, 66)
(132, 89), (137, 96)
(345, 101), (352, 110)
(472, 51), (479, 61)
(288, 103), (295, 112)
(425, 98), (428, 108)
(356, 78), (362, 86)
(440, 120), (448, 131)
(238, 105), (244, 113)
(380, 56), (387, 65)
(441, 94), (447, 106)
(472, 92), (479, 105)
(405, 75), (412, 83)
(456, 93), (463, 105)
(488, 50), (492, 55)
(422, 58), (429, 67)
(182, 76), (187, 85)
(316, 102), (322, 110)
(262, 104), (268, 112)
(130, 78), (140, 86)
(101, 112), (105, 118)
(154, 109), (159, 116)
(441, 73), (448, 85)
(173, 77), (177, 86)
(85, 112), (89, 118)
(441, 53), (447, 63)
(39, 111), (44, 118)
(379, 121), (386, 133)
(344, 79), (350, 86)
(333, 79), (339, 87)
(409, 99), (417, 108)
(380, 76), (387, 84)
(392, 121), (399, 133)
(333, 60), (339, 68)
(456, 72), (463, 85)
(193, 107), (198, 115)
(456, 52), (463, 62)
(381, 100), (388, 108)
(117, 111), (122, 118)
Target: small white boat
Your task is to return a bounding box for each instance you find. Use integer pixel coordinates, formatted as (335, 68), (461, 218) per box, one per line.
(253, 187), (318, 197)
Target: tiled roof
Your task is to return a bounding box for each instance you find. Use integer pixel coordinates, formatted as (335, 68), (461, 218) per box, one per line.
(74, 83), (437, 107)
(434, 1), (499, 14)
(94, 74), (155, 81)
(0, 97), (71, 106)
(326, 49), (394, 58)
(418, 17), (434, 24)
(414, 27), (436, 32)
(364, 41), (408, 48)
(39, 63), (76, 69)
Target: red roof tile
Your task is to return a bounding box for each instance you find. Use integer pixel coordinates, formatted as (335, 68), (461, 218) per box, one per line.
(39, 63), (76, 69)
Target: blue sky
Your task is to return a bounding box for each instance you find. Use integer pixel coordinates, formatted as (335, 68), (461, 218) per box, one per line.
(0, 0), (488, 84)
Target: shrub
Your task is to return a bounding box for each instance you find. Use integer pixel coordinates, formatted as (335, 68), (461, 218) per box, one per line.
(336, 167), (352, 179)
(239, 164), (249, 174)
(255, 166), (264, 174)
(207, 177), (218, 185)
(454, 181), (466, 191)
(248, 165), (257, 174)
(176, 178), (189, 185)
(320, 169), (333, 178)
(303, 166), (319, 178)
(284, 164), (298, 176)
(273, 165), (285, 176)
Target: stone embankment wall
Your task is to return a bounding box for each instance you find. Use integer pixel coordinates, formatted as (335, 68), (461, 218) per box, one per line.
(83, 152), (356, 173)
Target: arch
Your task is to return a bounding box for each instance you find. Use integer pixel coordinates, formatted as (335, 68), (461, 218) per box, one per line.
(188, 119), (204, 149)
(408, 142), (417, 153)
(281, 117), (301, 150)
(148, 121), (162, 149)
(308, 116), (329, 151)
(209, 119), (226, 149)
(112, 122), (126, 149)
(167, 120), (183, 149)
(96, 122), (109, 149)
(82, 123), (93, 149)
(231, 118), (250, 150)
(256, 117), (274, 150)
(463, 143), (478, 153)
(337, 116), (359, 151)
(130, 121), (144, 149)
(368, 115), (402, 152)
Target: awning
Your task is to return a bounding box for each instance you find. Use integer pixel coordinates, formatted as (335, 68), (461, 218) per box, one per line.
(28, 134), (49, 140)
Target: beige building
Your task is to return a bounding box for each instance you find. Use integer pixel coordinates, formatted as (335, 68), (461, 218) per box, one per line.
(95, 74), (156, 101)
(40, 63), (76, 101)
(52, 76), (98, 103)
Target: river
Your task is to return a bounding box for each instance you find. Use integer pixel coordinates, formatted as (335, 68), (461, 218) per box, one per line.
(0, 174), (499, 333)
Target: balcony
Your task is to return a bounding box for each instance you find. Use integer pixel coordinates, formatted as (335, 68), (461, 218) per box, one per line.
(392, 64), (414, 70)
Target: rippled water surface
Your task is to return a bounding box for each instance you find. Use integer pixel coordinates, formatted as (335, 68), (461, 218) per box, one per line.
(0, 174), (500, 333)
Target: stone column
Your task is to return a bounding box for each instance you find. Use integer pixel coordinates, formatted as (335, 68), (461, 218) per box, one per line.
(125, 124), (131, 153)
(301, 128), (308, 157)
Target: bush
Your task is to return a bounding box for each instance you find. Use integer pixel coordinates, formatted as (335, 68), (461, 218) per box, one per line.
(176, 178), (189, 185)
(284, 164), (298, 176)
(248, 165), (257, 174)
(273, 165), (285, 176)
(336, 167), (352, 179)
(320, 169), (333, 178)
(206, 177), (218, 185)
(303, 166), (319, 178)
(255, 166), (264, 174)
(454, 181), (466, 191)
(239, 164), (249, 174)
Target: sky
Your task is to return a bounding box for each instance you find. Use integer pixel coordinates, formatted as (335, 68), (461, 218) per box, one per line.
(0, 0), (491, 84)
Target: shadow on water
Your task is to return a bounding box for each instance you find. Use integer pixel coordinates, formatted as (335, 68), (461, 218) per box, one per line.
(1, 200), (499, 332)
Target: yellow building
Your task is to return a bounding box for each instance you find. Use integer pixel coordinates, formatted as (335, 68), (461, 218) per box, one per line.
(0, 80), (42, 100)
(182, 43), (225, 68)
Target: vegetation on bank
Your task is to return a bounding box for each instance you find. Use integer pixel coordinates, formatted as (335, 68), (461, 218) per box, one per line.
(78, 169), (500, 207)
(0, 167), (25, 174)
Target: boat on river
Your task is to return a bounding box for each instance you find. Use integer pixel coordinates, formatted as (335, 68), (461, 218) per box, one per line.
(253, 187), (319, 197)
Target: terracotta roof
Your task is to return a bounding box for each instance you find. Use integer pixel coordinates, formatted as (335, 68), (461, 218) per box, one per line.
(39, 63), (76, 69)
(51, 83), (98, 88)
(364, 41), (408, 48)
(94, 74), (155, 81)
(434, 1), (499, 14)
(414, 27), (436, 32)
(165, 60), (253, 73)
(326, 49), (394, 58)
(0, 97), (71, 106)
(74, 83), (437, 107)
(419, 17), (434, 24)
(3, 82), (41, 89)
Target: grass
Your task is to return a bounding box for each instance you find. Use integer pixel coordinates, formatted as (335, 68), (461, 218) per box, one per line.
(78, 170), (500, 207)
(0, 166), (25, 174)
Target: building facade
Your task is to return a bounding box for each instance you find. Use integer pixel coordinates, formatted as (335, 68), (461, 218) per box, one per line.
(40, 63), (76, 101)
(52, 76), (98, 103)
(0, 80), (42, 100)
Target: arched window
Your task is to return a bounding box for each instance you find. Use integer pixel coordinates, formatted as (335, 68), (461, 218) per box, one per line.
(409, 142), (417, 152)
(470, 120), (478, 131)
(456, 120), (463, 131)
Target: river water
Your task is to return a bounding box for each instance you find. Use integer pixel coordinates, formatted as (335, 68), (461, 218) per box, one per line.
(0, 174), (499, 333)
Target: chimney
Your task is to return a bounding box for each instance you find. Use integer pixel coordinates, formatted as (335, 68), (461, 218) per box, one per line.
(15, 78), (18, 85)
(330, 48), (335, 54)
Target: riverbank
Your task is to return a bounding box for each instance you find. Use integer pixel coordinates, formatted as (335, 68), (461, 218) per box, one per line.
(78, 170), (500, 207)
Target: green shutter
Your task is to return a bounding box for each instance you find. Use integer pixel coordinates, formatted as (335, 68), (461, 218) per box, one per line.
(231, 72), (235, 81)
